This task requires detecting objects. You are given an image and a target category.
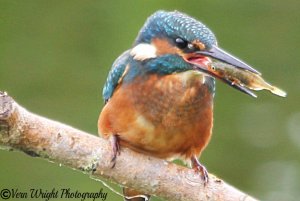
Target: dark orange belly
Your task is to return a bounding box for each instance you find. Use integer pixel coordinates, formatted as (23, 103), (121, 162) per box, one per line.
(98, 71), (214, 160)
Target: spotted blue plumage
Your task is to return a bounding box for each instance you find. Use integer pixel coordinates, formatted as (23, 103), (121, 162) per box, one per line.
(102, 50), (130, 102)
(135, 10), (217, 49)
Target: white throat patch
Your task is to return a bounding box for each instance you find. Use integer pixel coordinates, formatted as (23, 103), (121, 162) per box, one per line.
(130, 43), (157, 61)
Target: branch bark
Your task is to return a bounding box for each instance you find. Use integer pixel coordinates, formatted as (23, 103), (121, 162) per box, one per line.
(0, 91), (258, 201)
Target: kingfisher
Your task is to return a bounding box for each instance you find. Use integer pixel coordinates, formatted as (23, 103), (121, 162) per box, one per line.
(98, 10), (259, 201)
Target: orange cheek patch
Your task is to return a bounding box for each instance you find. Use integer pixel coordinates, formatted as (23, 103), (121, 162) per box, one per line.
(192, 40), (206, 50)
(151, 38), (180, 56)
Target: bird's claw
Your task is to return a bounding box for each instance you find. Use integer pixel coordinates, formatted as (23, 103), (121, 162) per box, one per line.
(193, 163), (209, 184)
(111, 134), (120, 168)
(191, 156), (209, 185)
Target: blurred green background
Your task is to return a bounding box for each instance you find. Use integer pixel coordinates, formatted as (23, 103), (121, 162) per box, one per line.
(0, 0), (299, 200)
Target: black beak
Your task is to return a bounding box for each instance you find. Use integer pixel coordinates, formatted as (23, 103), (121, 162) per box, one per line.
(196, 45), (260, 75)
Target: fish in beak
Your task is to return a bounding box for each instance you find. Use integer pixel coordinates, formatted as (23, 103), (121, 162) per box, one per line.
(186, 45), (286, 98)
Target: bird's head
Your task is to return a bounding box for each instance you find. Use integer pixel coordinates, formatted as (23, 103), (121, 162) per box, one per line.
(129, 10), (259, 94)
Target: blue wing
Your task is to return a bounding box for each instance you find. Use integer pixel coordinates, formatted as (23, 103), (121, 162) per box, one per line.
(102, 50), (130, 102)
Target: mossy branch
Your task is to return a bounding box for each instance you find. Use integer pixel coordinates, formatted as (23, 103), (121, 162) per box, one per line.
(0, 91), (258, 201)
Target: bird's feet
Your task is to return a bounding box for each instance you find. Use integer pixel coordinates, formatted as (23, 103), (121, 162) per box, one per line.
(191, 155), (209, 185)
(111, 134), (121, 168)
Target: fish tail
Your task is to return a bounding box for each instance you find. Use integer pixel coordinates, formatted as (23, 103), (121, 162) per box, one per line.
(270, 86), (287, 97)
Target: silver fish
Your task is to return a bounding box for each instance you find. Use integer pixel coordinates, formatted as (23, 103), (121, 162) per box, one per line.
(207, 61), (287, 97)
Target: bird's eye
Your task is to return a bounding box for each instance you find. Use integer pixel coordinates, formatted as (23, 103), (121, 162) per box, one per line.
(175, 38), (197, 52)
(175, 38), (188, 49)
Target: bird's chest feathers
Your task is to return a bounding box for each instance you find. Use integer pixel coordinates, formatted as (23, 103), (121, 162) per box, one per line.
(101, 70), (214, 158)
(124, 71), (213, 127)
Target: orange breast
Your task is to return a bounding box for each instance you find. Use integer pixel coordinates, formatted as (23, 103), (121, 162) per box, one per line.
(98, 71), (214, 160)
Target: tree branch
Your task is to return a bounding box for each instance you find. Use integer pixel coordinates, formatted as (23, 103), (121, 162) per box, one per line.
(0, 91), (258, 201)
